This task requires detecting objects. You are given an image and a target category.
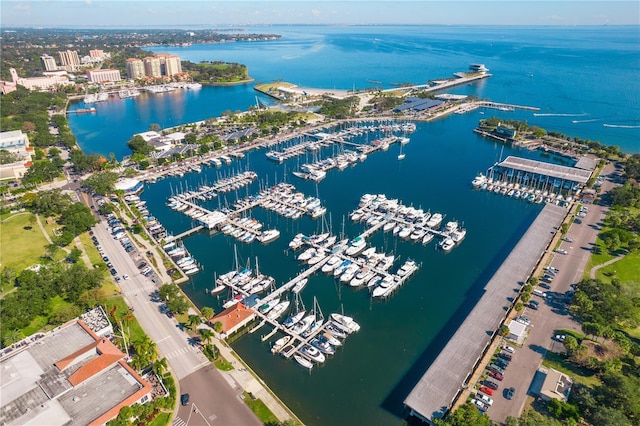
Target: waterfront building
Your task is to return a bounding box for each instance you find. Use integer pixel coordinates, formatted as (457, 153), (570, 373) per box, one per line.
(143, 56), (162, 78)
(6, 68), (70, 91)
(114, 178), (144, 194)
(210, 303), (255, 338)
(155, 53), (183, 76)
(0, 318), (152, 426)
(58, 49), (80, 71)
(126, 58), (146, 80)
(41, 54), (58, 71)
(86, 68), (122, 83)
(394, 96), (443, 113)
(0, 130), (33, 180)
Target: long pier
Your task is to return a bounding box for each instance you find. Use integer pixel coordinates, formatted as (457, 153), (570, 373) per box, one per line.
(404, 203), (567, 424)
(165, 225), (205, 243)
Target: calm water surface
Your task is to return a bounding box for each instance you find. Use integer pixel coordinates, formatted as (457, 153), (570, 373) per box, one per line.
(68, 25), (640, 425)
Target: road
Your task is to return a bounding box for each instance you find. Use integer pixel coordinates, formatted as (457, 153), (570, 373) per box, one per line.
(87, 194), (262, 425)
(488, 163), (618, 424)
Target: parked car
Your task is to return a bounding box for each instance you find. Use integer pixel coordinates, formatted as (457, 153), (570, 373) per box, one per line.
(495, 358), (509, 369)
(505, 387), (515, 400)
(497, 353), (512, 361)
(137, 262), (147, 270)
(488, 370), (504, 381)
(563, 237), (574, 242)
(517, 316), (531, 325)
(555, 248), (568, 255)
(109, 268), (117, 276)
(528, 300), (540, 310)
(483, 380), (499, 390)
(477, 394), (494, 406)
(479, 386), (494, 396)
(554, 334), (566, 342)
(471, 398), (489, 412)
(502, 345), (515, 354)
(539, 282), (551, 290)
(489, 364), (505, 375)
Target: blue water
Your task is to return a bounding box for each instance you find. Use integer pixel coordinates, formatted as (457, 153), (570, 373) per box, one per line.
(69, 25), (640, 157)
(68, 25), (640, 425)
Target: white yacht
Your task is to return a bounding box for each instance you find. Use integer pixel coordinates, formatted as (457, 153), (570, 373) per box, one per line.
(300, 345), (325, 363)
(267, 300), (291, 320)
(345, 236), (367, 256)
(294, 354), (314, 369)
(291, 278), (308, 294)
(271, 336), (291, 353)
(283, 310), (306, 329)
(439, 237), (455, 252)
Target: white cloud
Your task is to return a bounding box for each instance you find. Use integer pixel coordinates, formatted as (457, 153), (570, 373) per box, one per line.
(14, 4), (30, 11)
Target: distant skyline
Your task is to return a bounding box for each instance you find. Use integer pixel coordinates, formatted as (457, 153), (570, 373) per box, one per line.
(1, 1), (639, 27)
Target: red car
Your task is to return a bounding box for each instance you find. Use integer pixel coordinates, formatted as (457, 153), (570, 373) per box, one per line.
(479, 386), (494, 396)
(488, 370), (504, 381)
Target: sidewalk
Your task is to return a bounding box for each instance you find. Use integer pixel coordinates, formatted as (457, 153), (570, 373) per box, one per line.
(213, 335), (297, 424)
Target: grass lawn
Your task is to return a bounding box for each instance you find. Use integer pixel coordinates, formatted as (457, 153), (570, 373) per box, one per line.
(21, 315), (49, 336)
(542, 351), (601, 388)
(78, 232), (103, 266)
(242, 392), (279, 424)
(595, 251), (640, 293)
(148, 412), (171, 426)
(0, 212), (48, 272)
(584, 237), (617, 279)
(102, 296), (147, 343)
(214, 357), (234, 371)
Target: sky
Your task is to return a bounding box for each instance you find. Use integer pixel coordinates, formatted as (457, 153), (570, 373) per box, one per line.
(1, 1), (639, 27)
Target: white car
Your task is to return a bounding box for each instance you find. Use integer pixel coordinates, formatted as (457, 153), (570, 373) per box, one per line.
(477, 393), (493, 406)
(555, 249), (568, 255)
(502, 345), (515, 353)
(471, 398), (489, 411)
(123, 274), (130, 280)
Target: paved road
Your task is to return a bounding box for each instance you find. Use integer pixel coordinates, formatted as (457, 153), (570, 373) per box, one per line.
(488, 163), (618, 424)
(86, 194), (263, 425)
(173, 365), (262, 426)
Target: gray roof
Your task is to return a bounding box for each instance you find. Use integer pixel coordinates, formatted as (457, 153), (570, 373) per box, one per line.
(574, 156), (598, 171)
(404, 203), (567, 423)
(498, 156), (591, 184)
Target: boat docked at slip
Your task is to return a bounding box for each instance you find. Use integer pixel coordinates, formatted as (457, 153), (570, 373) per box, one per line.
(345, 236), (367, 256)
(426, 213), (443, 229)
(451, 227), (467, 243)
(271, 336), (291, 353)
(439, 237), (455, 252)
(330, 313), (361, 333)
(291, 278), (308, 294)
(267, 300), (291, 320)
(300, 344), (325, 363)
(311, 337), (335, 355)
(294, 354), (314, 370)
(471, 173), (487, 188)
(283, 310), (306, 329)
(325, 323), (348, 339)
(321, 255), (341, 273)
(258, 298), (280, 314)
(372, 275), (395, 298)
(291, 315), (315, 335)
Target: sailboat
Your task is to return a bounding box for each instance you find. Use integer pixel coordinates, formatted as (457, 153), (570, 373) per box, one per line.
(398, 143), (406, 160)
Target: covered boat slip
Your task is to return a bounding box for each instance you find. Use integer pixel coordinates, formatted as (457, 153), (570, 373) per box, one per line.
(494, 156), (593, 185)
(404, 203), (567, 423)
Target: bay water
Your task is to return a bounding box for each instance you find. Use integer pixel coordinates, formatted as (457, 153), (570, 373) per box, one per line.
(67, 25), (639, 425)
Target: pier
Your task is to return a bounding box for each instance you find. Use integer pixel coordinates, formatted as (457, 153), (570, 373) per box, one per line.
(404, 203), (567, 424)
(164, 225), (205, 243)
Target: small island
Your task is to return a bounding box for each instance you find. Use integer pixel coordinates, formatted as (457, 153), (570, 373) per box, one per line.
(181, 60), (253, 86)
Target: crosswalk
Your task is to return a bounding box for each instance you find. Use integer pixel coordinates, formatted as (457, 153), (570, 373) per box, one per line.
(164, 345), (199, 360)
(173, 417), (186, 426)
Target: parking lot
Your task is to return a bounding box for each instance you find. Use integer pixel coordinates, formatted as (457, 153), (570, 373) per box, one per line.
(484, 165), (617, 423)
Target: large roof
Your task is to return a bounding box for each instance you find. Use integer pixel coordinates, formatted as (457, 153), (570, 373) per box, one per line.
(404, 204), (567, 423)
(212, 303), (255, 333)
(0, 320), (151, 426)
(497, 156), (591, 184)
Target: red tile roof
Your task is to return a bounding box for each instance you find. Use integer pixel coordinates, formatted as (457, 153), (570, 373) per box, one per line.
(211, 303), (255, 333)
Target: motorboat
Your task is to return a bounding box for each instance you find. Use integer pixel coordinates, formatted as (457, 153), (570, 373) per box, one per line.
(291, 278), (308, 294)
(302, 318), (325, 338)
(293, 354), (314, 370)
(350, 269), (374, 287)
(422, 232), (435, 245)
(439, 237), (455, 252)
(444, 221), (458, 233)
(311, 337), (335, 355)
(321, 255), (341, 273)
(372, 275), (394, 298)
(397, 260), (418, 277)
(325, 323), (348, 339)
(258, 298), (280, 314)
(297, 247), (316, 262)
(345, 236), (367, 256)
(330, 313), (361, 333)
(426, 213), (443, 228)
(333, 260), (352, 277)
(300, 344), (325, 363)
(322, 332), (342, 347)
(451, 228), (467, 243)
(271, 336), (291, 353)
(267, 300), (291, 320)
(339, 264), (359, 283)
(257, 229), (280, 244)
(307, 250), (327, 265)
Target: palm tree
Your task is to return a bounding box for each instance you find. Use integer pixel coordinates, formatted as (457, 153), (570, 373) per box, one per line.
(152, 357), (168, 376)
(2, 329), (24, 346)
(201, 306), (214, 321)
(198, 328), (214, 346)
(187, 314), (202, 330)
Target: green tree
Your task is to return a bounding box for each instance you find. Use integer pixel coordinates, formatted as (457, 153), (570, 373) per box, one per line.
(83, 171), (118, 195)
(433, 401), (492, 426)
(1, 329), (24, 346)
(198, 328), (214, 346)
(59, 203), (97, 236)
(499, 325), (510, 336)
(201, 306), (214, 321)
(213, 321), (223, 333)
(187, 314), (202, 330)
(126, 135), (154, 155)
(152, 357), (168, 376)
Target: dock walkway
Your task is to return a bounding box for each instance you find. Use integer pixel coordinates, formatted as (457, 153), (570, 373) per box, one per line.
(404, 203), (567, 423)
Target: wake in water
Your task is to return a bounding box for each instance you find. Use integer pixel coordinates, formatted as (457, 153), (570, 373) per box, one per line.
(572, 118), (601, 124)
(603, 124), (640, 129)
(533, 112), (589, 117)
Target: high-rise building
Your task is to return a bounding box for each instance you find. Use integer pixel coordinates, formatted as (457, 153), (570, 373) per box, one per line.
(143, 57), (162, 78)
(58, 50), (80, 69)
(86, 69), (122, 83)
(155, 53), (183, 76)
(125, 58), (145, 80)
(89, 49), (105, 58)
(41, 54), (58, 71)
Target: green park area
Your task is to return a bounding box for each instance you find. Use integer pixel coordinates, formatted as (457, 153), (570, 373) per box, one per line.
(0, 212), (49, 274)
